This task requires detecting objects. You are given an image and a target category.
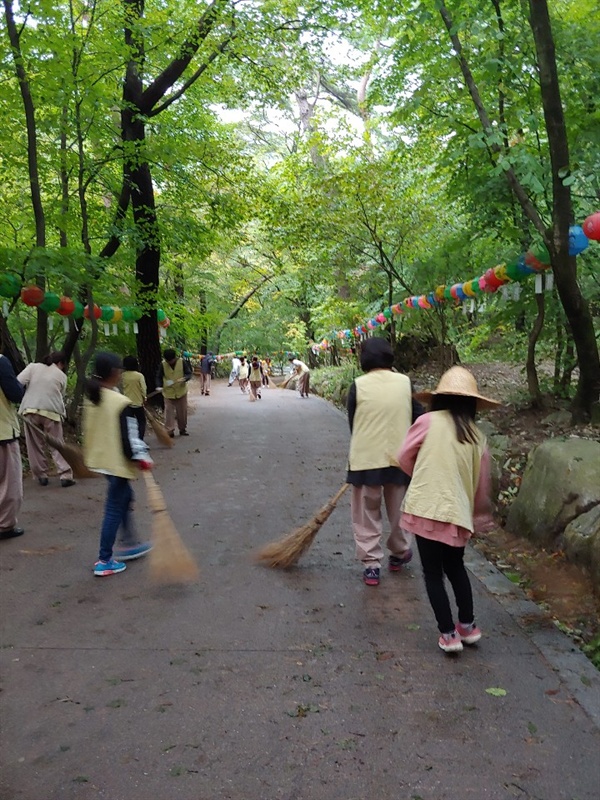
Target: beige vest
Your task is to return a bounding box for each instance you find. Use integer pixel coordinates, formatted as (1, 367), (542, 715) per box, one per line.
(122, 371), (146, 406)
(402, 410), (485, 532)
(162, 359), (187, 399)
(348, 370), (412, 471)
(0, 388), (20, 442)
(83, 389), (137, 479)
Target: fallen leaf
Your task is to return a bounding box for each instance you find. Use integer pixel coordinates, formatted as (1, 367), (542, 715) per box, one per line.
(485, 687), (507, 697)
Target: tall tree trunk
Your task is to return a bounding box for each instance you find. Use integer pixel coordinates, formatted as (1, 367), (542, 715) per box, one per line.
(528, 0), (600, 419)
(526, 293), (545, 408)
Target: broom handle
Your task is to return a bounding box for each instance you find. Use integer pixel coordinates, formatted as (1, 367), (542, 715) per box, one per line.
(146, 377), (187, 401)
(330, 483), (350, 505)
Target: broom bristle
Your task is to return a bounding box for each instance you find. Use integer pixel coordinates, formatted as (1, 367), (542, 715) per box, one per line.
(255, 484), (349, 569)
(148, 509), (199, 584)
(145, 408), (174, 448)
(45, 434), (96, 479)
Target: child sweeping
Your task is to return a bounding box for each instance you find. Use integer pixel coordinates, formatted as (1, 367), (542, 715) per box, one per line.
(83, 352), (153, 576)
(397, 366), (497, 653)
(121, 355), (147, 439)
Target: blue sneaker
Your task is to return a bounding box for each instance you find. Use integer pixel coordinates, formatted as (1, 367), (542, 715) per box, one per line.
(114, 543), (153, 561)
(93, 559), (126, 576)
(363, 567), (380, 586)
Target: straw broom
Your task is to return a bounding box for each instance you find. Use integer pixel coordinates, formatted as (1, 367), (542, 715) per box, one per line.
(144, 407), (174, 448)
(143, 470), (199, 584)
(267, 376), (278, 390)
(255, 483), (349, 569)
(22, 418), (97, 479)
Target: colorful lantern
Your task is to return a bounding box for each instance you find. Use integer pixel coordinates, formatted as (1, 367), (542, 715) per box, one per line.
(531, 243), (551, 266)
(57, 296), (75, 316)
(504, 261), (521, 281)
(100, 305), (114, 322)
(157, 308), (167, 323)
(0, 274), (20, 298)
(72, 300), (84, 317)
(111, 307), (123, 323)
(84, 303), (101, 320)
(483, 268), (505, 291)
(462, 281), (476, 297)
(376, 313), (386, 324)
(516, 255), (536, 277)
(21, 285), (45, 306)
(427, 292), (438, 307)
(443, 287), (453, 300)
(435, 285), (446, 300)
(367, 321), (375, 329)
(493, 264), (509, 282)
(383, 308), (392, 319)
(39, 292), (61, 313)
(568, 225), (589, 256)
(417, 296), (431, 309)
(582, 212), (600, 241)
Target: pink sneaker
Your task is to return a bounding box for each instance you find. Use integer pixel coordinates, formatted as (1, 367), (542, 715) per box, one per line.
(438, 631), (463, 653)
(456, 622), (482, 645)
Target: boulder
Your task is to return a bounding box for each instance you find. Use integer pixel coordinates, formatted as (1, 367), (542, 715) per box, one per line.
(563, 506), (600, 590)
(507, 438), (600, 548)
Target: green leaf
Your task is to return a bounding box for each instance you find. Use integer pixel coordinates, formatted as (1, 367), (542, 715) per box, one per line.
(485, 687), (507, 697)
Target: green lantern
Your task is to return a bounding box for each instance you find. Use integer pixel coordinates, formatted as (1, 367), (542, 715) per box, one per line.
(0, 274), (21, 298)
(130, 306), (142, 321)
(531, 243), (550, 266)
(100, 305), (114, 322)
(443, 286), (453, 299)
(383, 308), (392, 319)
(72, 300), (84, 317)
(504, 261), (521, 281)
(157, 308), (167, 323)
(122, 306), (134, 322)
(39, 292), (61, 313)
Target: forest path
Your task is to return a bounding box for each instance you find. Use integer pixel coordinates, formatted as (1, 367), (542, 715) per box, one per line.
(1, 378), (599, 800)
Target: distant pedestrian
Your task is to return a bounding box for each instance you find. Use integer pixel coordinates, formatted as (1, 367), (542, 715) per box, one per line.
(122, 355), (147, 439)
(261, 357), (271, 387)
(288, 356), (310, 397)
(238, 356), (249, 394)
(200, 352), (215, 396)
(347, 338), (419, 587)
(397, 366), (497, 654)
(156, 349), (192, 436)
(83, 352), (153, 576)
(18, 351), (75, 487)
(249, 356), (263, 399)
(228, 355), (241, 387)
(0, 354), (25, 540)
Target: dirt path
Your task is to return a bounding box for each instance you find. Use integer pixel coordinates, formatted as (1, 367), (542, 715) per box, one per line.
(1, 379), (599, 800)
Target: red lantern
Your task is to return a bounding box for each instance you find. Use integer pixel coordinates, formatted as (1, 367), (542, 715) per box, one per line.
(84, 303), (101, 320)
(582, 212), (600, 242)
(483, 268), (505, 291)
(21, 285), (45, 306)
(57, 296), (75, 316)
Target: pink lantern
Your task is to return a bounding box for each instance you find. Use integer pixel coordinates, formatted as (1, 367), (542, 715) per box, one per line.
(582, 212), (600, 241)
(367, 321), (375, 329)
(450, 284), (461, 299)
(417, 296), (431, 309)
(376, 313), (386, 324)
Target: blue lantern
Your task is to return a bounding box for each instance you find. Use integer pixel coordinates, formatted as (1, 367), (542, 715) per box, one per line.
(568, 225), (589, 256)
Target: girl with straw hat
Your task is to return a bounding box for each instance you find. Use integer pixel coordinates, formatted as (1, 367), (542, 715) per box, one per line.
(397, 366), (499, 653)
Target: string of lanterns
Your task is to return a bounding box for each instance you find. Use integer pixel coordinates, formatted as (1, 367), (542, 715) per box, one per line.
(313, 215), (600, 351)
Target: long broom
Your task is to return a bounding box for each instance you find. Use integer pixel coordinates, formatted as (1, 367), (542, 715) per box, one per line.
(255, 483), (350, 569)
(143, 470), (199, 584)
(22, 418), (97, 479)
(144, 407), (174, 448)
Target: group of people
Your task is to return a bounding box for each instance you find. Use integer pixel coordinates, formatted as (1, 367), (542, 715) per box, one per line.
(228, 355), (273, 399)
(346, 338), (496, 654)
(2, 337), (496, 652)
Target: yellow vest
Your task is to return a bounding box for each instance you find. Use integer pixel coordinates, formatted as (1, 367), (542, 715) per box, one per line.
(348, 370), (412, 471)
(250, 364), (261, 381)
(0, 387), (20, 442)
(162, 359), (187, 399)
(402, 410), (485, 532)
(83, 389), (137, 480)
(122, 371), (146, 406)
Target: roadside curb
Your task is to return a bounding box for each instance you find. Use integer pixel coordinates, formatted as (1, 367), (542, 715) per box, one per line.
(466, 545), (600, 729)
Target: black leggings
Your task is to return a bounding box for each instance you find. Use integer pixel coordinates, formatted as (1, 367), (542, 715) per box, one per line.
(415, 535), (474, 634)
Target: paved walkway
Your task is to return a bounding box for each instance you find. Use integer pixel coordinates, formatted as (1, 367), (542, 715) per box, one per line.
(1, 379), (599, 800)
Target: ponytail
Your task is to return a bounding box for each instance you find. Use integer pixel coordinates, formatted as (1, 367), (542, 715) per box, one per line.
(431, 394), (478, 444)
(85, 376), (103, 405)
(41, 350), (66, 367)
(85, 351), (123, 406)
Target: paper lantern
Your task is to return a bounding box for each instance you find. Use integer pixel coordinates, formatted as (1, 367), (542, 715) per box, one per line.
(122, 306), (135, 322)
(367, 321), (375, 329)
(478, 276), (489, 292)
(435, 285), (446, 300)
(504, 261), (522, 281)
(100, 305), (114, 322)
(417, 296), (431, 309)
(376, 313), (386, 324)
(57, 296), (75, 316)
(39, 292), (61, 313)
(383, 308), (392, 319)
(157, 308), (167, 323)
(21, 285), (45, 306)
(471, 278), (485, 294)
(568, 225), (589, 256)
(493, 264), (509, 282)
(524, 251), (546, 272)
(72, 300), (84, 317)
(582, 212), (600, 241)
(443, 287), (453, 300)
(449, 284), (462, 299)
(531, 243), (551, 266)
(516, 255), (535, 277)
(0, 274), (20, 298)
(130, 306), (142, 321)
(111, 307), (123, 323)
(462, 281), (476, 297)
(84, 303), (101, 320)
(483, 268), (505, 291)
(427, 292), (438, 307)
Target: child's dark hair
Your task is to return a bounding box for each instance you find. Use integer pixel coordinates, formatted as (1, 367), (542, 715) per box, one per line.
(360, 338), (394, 372)
(86, 352), (123, 405)
(123, 355), (139, 371)
(163, 348), (176, 361)
(41, 350), (66, 367)
(431, 394), (478, 444)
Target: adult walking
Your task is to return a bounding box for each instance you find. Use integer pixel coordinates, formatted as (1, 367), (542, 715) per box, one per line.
(0, 354), (25, 540)
(200, 352), (215, 396)
(156, 348), (192, 437)
(238, 356), (249, 394)
(346, 337), (420, 586)
(289, 356), (310, 397)
(249, 356), (263, 399)
(228, 354), (241, 387)
(17, 351), (75, 487)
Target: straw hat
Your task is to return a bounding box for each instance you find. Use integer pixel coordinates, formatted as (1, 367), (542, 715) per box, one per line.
(414, 366), (501, 410)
